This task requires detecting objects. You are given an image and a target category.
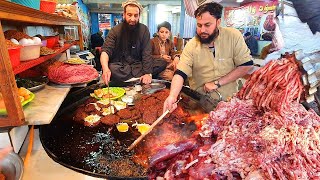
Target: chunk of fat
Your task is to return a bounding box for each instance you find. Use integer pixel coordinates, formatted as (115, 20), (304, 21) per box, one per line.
(204, 158), (212, 164)
(198, 148), (208, 157)
(184, 159), (199, 170)
(245, 170), (265, 180)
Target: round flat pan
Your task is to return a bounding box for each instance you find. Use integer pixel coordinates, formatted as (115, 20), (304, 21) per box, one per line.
(40, 97), (146, 179)
(39, 82), (205, 179)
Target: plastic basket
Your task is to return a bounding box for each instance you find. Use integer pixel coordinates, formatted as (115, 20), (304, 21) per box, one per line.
(20, 45), (41, 61)
(8, 46), (22, 69)
(46, 36), (58, 48)
(12, 0), (40, 10)
(40, 0), (57, 14)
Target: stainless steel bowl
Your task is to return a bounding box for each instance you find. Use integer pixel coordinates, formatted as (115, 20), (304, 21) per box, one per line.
(0, 152), (23, 180)
(142, 82), (166, 94)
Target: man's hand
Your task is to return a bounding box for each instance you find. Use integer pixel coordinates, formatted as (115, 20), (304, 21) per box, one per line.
(172, 57), (179, 70)
(163, 95), (178, 113)
(203, 82), (219, 93)
(162, 55), (171, 62)
(102, 68), (111, 84)
(140, 74), (152, 84)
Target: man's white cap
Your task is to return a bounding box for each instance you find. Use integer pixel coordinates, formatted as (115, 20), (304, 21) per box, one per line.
(122, 0), (143, 12)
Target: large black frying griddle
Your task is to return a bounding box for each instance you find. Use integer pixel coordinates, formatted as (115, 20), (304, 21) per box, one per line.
(39, 81), (207, 179)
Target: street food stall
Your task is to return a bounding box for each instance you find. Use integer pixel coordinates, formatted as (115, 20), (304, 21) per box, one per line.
(0, 0), (320, 179)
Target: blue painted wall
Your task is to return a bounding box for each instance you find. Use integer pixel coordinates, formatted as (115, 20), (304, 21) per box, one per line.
(77, 0), (89, 14)
(91, 13), (99, 34)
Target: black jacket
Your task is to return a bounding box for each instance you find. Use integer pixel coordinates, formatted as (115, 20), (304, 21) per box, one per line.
(90, 33), (104, 49)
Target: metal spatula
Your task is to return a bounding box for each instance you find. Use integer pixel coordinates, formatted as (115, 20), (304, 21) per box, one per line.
(199, 89), (222, 113)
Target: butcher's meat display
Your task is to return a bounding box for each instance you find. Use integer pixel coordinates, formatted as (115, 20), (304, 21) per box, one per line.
(47, 62), (98, 84)
(238, 53), (304, 115)
(149, 54), (320, 179)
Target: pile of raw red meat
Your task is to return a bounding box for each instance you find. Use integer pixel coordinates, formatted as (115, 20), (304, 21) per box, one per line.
(237, 53), (304, 115)
(47, 62), (98, 84)
(149, 54), (320, 179)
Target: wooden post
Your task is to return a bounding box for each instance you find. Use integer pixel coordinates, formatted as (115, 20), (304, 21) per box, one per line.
(77, 25), (84, 50)
(0, 20), (25, 127)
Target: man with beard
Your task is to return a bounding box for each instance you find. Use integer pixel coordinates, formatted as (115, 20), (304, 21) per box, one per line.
(100, 0), (166, 84)
(163, 2), (253, 112)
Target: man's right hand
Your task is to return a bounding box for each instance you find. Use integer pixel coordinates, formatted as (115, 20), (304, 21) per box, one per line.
(102, 69), (111, 84)
(163, 95), (178, 113)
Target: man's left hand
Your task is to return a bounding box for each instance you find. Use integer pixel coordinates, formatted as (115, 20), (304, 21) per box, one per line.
(203, 82), (218, 93)
(140, 74), (152, 84)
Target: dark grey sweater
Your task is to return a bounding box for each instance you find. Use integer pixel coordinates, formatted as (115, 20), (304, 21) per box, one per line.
(101, 22), (153, 74)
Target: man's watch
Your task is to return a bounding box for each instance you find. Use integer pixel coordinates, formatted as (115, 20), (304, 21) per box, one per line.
(214, 80), (221, 88)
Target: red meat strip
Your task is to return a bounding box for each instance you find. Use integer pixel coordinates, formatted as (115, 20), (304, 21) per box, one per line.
(149, 138), (198, 167)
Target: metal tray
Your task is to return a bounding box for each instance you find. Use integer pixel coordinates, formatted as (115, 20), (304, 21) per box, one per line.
(141, 82), (166, 94)
(28, 83), (46, 92)
(16, 76), (49, 92)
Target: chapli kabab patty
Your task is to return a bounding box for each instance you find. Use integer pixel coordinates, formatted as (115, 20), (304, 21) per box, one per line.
(117, 109), (132, 119)
(101, 114), (120, 126)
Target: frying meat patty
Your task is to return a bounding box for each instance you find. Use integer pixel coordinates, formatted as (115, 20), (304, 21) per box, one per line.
(143, 109), (158, 124)
(84, 103), (96, 113)
(85, 97), (97, 104)
(117, 109), (132, 119)
(131, 109), (141, 121)
(101, 114), (120, 126)
(73, 105), (89, 122)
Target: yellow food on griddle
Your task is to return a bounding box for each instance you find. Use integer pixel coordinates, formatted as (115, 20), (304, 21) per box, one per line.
(132, 123), (151, 134)
(116, 122), (129, 132)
